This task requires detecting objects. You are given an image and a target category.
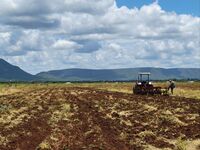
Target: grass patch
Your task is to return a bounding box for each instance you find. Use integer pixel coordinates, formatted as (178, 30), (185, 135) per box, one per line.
(48, 103), (72, 126)
(159, 110), (187, 126)
(175, 138), (187, 150)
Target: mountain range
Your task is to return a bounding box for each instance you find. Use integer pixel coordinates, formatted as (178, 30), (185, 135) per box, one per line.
(37, 68), (200, 81)
(0, 59), (199, 82)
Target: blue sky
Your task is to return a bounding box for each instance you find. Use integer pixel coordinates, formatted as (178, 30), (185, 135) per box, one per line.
(116, 0), (200, 16)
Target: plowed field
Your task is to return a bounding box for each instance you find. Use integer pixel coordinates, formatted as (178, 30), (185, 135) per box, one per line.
(0, 87), (200, 150)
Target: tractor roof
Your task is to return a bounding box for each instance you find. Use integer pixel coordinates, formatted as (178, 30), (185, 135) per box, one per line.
(138, 72), (151, 75)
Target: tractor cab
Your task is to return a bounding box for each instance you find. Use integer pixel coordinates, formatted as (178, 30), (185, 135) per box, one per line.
(133, 72), (162, 95)
(136, 72), (152, 86)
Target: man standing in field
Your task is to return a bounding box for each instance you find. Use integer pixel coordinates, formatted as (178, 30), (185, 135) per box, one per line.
(168, 80), (175, 94)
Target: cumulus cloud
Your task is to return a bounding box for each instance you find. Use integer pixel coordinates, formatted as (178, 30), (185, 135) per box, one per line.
(0, 0), (114, 16)
(52, 40), (81, 50)
(0, 0), (199, 73)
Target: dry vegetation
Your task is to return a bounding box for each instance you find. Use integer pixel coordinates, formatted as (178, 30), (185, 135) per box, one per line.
(69, 81), (200, 99)
(1, 81), (200, 99)
(0, 82), (200, 150)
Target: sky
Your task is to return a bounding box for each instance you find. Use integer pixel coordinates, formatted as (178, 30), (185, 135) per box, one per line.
(117, 0), (200, 16)
(0, 0), (199, 74)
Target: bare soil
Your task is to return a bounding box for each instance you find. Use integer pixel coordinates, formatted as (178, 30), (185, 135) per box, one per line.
(0, 87), (200, 150)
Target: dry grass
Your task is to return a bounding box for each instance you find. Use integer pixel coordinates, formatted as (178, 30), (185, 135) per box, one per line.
(174, 88), (200, 99)
(76, 82), (200, 99)
(48, 103), (72, 126)
(0, 83), (47, 95)
(0, 81), (200, 99)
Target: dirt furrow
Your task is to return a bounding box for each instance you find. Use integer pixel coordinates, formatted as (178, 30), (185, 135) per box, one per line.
(0, 87), (200, 149)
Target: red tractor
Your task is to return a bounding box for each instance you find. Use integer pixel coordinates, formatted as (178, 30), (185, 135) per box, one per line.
(133, 72), (166, 95)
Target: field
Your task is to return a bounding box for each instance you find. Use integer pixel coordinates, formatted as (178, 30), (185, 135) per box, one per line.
(0, 82), (200, 150)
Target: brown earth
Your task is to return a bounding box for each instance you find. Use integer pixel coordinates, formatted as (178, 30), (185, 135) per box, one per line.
(0, 87), (200, 150)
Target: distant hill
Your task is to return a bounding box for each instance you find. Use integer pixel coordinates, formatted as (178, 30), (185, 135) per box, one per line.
(0, 58), (199, 82)
(0, 59), (38, 82)
(37, 68), (200, 81)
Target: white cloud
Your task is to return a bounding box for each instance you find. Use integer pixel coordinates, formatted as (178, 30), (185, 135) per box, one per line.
(0, 1), (199, 74)
(52, 40), (81, 50)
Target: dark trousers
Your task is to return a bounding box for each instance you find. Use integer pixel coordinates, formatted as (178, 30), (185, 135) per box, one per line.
(168, 87), (174, 94)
